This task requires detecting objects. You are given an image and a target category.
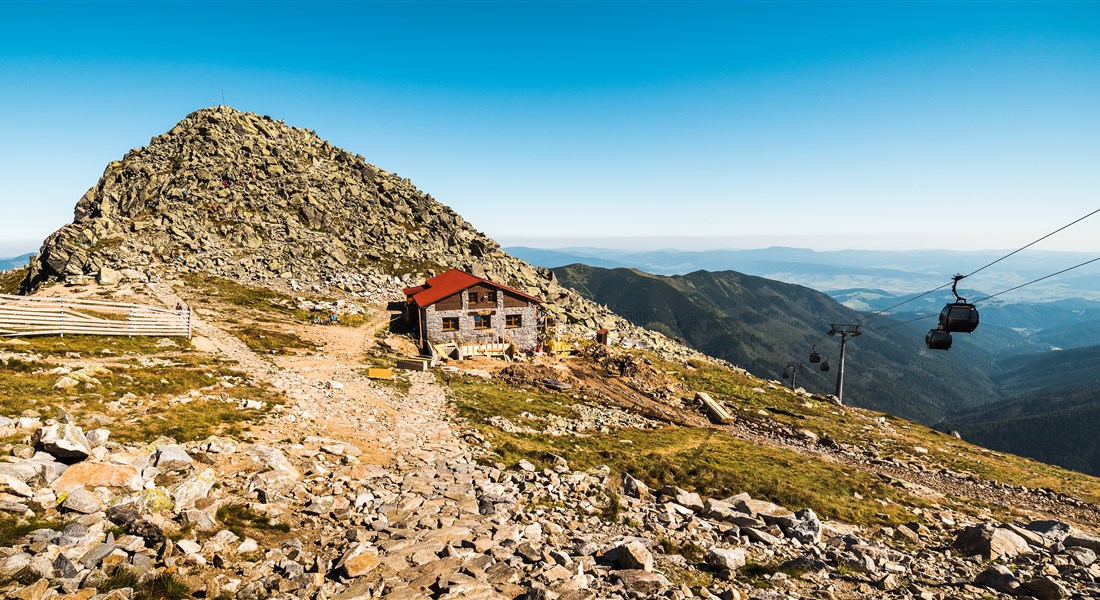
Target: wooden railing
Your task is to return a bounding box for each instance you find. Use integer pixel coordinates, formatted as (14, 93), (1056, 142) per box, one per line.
(0, 294), (191, 338)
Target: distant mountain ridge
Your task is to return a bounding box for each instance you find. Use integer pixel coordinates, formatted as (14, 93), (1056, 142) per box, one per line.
(511, 245), (1100, 301)
(0, 253), (32, 271)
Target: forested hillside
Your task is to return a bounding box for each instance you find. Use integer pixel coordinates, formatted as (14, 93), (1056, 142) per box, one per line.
(945, 345), (1100, 475)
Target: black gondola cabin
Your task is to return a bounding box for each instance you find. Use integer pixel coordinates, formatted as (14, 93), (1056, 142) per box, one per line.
(926, 328), (953, 350)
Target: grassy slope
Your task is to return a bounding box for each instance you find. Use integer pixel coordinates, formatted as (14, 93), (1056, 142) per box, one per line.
(0, 335), (282, 443)
(446, 355), (1100, 530)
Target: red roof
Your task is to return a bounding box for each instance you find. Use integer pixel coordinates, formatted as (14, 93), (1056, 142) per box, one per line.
(406, 269), (542, 307)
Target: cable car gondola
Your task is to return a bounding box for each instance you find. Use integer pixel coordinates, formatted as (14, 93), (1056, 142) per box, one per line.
(940, 274), (979, 333)
(808, 345), (821, 363)
(819, 357), (830, 372)
(926, 327), (952, 350)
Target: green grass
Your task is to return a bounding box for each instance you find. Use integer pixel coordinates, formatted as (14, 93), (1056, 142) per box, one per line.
(101, 569), (141, 592)
(0, 268), (28, 294)
(8, 334), (191, 357)
(676, 362), (1100, 509)
(181, 273), (303, 318)
(446, 376), (927, 525)
(110, 397), (274, 443)
(0, 343), (282, 443)
(658, 537), (705, 562)
(216, 503), (291, 539)
(180, 273), (370, 328)
(0, 515), (64, 546)
(135, 572), (191, 600)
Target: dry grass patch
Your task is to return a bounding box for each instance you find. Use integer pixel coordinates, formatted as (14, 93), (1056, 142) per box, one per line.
(12, 334), (189, 357)
(0, 341), (282, 443)
(180, 273), (369, 328)
(233, 326), (319, 355)
(0, 268), (28, 294)
(677, 362), (1100, 507)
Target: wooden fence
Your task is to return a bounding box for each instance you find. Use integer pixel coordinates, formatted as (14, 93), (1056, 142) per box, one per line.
(0, 294), (191, 338)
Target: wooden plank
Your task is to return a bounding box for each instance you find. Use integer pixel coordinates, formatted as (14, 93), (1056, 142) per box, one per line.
(696, 391), (732, 425)
(396, 358), (430, 371)
(367, 368), (393, 380)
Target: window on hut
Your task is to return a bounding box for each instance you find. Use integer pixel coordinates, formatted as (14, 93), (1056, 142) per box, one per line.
(474, 314), (492, 329)
(442, 317), (459, 331)
(506, 314), (522, 328)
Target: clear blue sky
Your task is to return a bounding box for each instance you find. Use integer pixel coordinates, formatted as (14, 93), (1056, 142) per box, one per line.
(1, 1), (1099, 257)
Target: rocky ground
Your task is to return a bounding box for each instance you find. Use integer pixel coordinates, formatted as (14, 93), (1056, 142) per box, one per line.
(0, 278), (1098, 600)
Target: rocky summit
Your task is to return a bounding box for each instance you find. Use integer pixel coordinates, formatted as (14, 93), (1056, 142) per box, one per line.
(21, 106), (681, 353)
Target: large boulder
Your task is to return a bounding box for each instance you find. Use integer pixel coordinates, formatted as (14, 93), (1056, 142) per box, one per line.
(51, 462), (142, 493)
(706, 546), (747, 572)
(154, 444), (193, 471)
(96, 266), (122, 286)
(787, 507), (823, 544)
(1064, 532), (1100, 553)
(954, 525), (1031, 561)
(602, 541), (654, 572)
(35, 424), (92, 462)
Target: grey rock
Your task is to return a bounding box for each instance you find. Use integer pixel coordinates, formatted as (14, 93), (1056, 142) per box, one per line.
(1065, 546), (1095, 566)
(706, 546), (746, 572)
(657, 485), (703, 512)
(1064, 532), (1100, 553)
(1026, 520), (1072, 542)
(954, 524), (1031, 560)
(154, 444), (193, 470)
(85, 428), (110, 449)
(622, 473), (649, 498)
(742, 527), (783, 546)
(97, 266), (122, 285)
(603, 540), (654, 572)
(975, 564), (1022, 594)
(201, 436), (239, 454)
(1023, 575), (1067, 600)
(61, 487), (102, 514)
(52, 553), (79, 578)
(787, 507), (822, 544)
(80, 542), (115, 569)
(35, 424), (92, 461)
(613, 569), (669, 594)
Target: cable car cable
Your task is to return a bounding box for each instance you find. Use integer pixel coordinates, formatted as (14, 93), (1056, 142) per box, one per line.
(857, 206), (1100, 325)
(961, 206), (1100, 280)
(866, 254), (1100, 332)
(969, 255), (1100, 304)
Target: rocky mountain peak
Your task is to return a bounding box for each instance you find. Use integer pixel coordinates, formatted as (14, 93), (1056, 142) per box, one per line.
(29, 105), (499, 287)
(23, 106), (698, 355)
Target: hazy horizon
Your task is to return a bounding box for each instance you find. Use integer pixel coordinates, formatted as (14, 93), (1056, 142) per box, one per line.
(3, 2), (1098, 256)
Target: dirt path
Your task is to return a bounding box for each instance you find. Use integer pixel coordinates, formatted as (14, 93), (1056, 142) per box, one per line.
(149, 281), (460, 472)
